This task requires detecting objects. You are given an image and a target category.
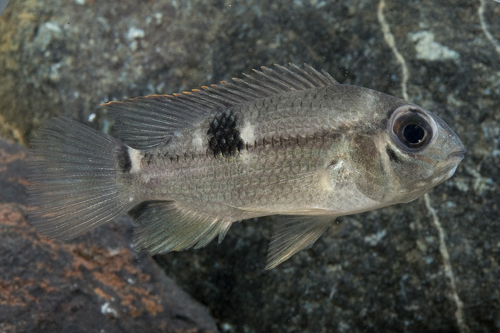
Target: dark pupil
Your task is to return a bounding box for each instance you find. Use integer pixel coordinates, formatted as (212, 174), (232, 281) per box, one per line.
(403, 124), (425, 144)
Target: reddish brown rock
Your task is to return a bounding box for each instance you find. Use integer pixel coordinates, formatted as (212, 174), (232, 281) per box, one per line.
(0, 137), (219, 332)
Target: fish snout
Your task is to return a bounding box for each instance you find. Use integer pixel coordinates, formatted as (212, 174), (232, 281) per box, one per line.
(447, 147), (466, 163)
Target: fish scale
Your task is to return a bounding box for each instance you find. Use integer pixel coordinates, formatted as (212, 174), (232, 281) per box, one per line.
(27, 64), (465, 269)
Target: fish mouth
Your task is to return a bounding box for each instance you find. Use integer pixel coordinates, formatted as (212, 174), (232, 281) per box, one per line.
(433, 148), (465, 181)
(447, 148), (466, 163)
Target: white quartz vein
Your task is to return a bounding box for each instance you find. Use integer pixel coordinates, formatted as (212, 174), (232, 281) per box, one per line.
(377, 0), (409, 100)
(377, 1), (469, 332)
(478, 0), (500, 56)
(424, 195), (469, 333)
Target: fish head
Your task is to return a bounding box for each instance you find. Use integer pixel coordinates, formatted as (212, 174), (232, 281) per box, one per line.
(349, 103), (465, 205)
(384, 104), (465, 203)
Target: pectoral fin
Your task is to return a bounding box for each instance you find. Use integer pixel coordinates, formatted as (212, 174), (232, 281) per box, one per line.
(266, 216), (337, 270)
(134, 201), (233, 255)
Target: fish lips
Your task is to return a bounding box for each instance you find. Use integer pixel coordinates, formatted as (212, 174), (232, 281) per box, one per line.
(447, 148), (466, 163)
(434, 147), (466, 181)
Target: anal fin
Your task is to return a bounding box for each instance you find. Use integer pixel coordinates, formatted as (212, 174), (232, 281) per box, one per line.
(266, 215), (337, 270)
(134, 201), (233, 255)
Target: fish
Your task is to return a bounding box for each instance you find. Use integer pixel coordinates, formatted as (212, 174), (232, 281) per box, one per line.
(27, 64), (465, 269)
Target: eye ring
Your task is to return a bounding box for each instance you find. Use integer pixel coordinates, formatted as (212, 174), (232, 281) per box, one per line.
(389, 105), (436, 152)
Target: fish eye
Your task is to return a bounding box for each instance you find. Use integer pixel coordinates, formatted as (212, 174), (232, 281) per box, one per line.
(390, 106), (435, 152)
(403, 124), (425, 144)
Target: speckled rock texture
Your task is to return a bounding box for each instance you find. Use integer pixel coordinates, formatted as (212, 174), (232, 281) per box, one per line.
(0, 0), (499, 332)
(0, 139), (219, 332)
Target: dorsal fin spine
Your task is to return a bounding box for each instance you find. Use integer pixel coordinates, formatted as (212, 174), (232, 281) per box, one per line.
(320, 68), (338, 84)
(303, 64), (333, 85)
(242, 73), (283, 94)
(273, 64), (311, 89)
(253, 68), (296, 91)
(261, 66), (302, 90)
(231, 77), (273, 96)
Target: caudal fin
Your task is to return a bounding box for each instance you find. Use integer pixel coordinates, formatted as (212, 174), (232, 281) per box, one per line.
(27, 117), (139, 240)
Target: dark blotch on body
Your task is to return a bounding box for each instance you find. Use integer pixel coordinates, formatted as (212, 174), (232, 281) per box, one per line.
(117, 144), (132, 172)
(208, 110), (244, 157)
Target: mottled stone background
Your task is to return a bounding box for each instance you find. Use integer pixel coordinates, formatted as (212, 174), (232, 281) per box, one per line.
(0, 0), (499, 332)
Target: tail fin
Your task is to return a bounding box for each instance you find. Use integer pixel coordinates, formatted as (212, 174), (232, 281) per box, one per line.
(27, 117), (139, 240)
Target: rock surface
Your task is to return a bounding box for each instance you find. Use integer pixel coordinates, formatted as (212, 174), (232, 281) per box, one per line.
(1, 0), (500, 332)
(0, 138), (219, 333)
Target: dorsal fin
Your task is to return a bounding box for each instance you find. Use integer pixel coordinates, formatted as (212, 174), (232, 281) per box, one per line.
(102, 64), (338, 149)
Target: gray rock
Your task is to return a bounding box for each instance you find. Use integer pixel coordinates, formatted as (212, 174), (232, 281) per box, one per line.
(0, 0), (499, 332)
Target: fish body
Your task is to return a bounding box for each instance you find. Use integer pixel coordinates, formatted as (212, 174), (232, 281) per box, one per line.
(28, 64), (465, 269)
